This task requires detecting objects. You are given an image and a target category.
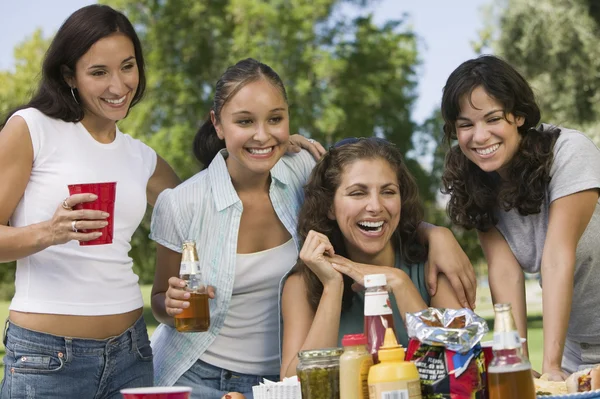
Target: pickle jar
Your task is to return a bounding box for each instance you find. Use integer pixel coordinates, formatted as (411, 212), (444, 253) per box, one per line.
(297, 347), (343, 399)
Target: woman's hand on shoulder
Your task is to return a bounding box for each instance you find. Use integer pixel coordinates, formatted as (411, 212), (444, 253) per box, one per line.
(425, 226), (476, 309)
(299, 230), (341, 286)
(288, 134), (326, 161)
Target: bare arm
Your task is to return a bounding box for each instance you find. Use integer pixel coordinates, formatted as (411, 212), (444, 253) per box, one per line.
(417, 222), (476, 309)
(146, 155), (180, 207)
(541, 189), (599, 380)
(280, 274), (343, 378)
(151, 244), (187, 326)
(479, 227), (529, 356)
(0, 116), (106, 262)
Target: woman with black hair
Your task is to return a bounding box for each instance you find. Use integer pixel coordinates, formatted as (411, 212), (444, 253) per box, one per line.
(440, 55), (600, 380)
(0, 5), (180, 398)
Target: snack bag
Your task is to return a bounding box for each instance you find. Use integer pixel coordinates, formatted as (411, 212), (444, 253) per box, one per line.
(404, 308), (489, 399)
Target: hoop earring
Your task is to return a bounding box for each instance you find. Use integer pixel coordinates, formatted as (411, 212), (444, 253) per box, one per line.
(70, 87), (79, 104)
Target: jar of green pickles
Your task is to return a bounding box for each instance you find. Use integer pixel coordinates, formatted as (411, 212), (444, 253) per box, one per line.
(297, 347), (343, 399)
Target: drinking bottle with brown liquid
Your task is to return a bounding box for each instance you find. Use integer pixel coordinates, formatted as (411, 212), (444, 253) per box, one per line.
(487, 303), (536, 399)
(174, 241), (210, 332)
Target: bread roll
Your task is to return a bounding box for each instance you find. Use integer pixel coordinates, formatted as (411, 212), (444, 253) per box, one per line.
(591, 365), (600, 391)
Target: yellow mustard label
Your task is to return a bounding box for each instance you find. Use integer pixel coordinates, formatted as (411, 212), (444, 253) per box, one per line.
(359, 357), (374, 399)
(368, 379), (422, 399)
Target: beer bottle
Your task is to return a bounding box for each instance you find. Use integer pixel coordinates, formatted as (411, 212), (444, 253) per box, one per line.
(487, 303), (535, 399)
(174, 241), (210, 333)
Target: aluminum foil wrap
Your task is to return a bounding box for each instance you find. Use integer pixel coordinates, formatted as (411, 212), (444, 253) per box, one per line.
(406, 307), (488, 353)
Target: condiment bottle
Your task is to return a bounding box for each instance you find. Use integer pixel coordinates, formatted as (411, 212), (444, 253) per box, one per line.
(340, 334), (373, 399)
(367, 328), (422, 399)
(174, 241), (210, 332)
(364, 274), (396, 363)
(297, 347), (343, 399)
(487, 303), (536, 399)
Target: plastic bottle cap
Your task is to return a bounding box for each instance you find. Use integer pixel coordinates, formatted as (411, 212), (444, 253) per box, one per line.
(364, 274), (387, 288)
(342, 334), (368, 347)
(377, 328), (406, 361)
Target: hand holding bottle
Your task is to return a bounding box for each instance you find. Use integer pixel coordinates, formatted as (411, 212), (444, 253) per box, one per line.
(164, 276), (216, 317)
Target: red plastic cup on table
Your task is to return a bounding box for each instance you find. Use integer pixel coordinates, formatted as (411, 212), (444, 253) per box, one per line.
(120, 387), (192, 399)
(67, 182), (116, 246)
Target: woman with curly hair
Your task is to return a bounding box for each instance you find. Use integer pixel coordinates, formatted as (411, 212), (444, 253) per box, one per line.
(280, 138), (462, 377)
(440, 55), (600, 380)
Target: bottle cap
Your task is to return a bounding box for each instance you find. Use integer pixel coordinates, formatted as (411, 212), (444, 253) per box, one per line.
(364, 274), (387, 288)
(298, 347), (343, 360)
(341, 334), (367, 347)
(377, 328), (406, 362)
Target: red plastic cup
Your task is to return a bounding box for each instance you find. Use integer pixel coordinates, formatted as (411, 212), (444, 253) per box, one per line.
(67, 182), (116, 246)
(120, 387), (192, 399)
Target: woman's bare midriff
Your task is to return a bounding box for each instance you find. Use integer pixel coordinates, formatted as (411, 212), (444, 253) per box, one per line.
(9, 307), (143, 339)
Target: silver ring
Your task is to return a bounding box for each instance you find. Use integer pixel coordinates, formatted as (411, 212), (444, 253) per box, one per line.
(71, 220), (78, 233)
(308, 138), (316, 144)
(61, 198), (71, 210)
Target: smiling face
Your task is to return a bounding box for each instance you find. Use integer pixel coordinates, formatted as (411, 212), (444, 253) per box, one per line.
(330, 158), (400, 263)
(456, 86), (525, 177)
(213, 78), (289, 183)
(68, 32), (139, 128)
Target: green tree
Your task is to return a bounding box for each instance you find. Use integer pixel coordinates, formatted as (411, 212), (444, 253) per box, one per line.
(478, 0), (600, 143)
(99, 0), (425, 281)
(2, 1), (425, 283)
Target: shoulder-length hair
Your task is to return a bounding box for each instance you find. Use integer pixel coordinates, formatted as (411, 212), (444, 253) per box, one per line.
(294, 138), (426, 312)
(440, 55), (560, 231)
(2, 4), (146, 127)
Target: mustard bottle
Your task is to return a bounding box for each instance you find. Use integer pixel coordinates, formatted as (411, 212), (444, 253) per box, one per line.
(340, 334), (373, 399)
(367, 328), (422, 399)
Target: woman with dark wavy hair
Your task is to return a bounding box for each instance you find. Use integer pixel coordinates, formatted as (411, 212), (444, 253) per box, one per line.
(440, 55), (600, 380)
(280, 138), (462, 377)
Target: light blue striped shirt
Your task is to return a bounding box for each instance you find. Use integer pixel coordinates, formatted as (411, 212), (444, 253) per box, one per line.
(149, 149), (315, 386)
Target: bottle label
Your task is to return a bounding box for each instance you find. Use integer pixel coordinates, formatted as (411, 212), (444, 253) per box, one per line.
(368, 379), (421, 399)
(179, 261), (200, 275)
(364, 292), (393, 316)
(359, 357), (373, 399)
(492, 331), (522, 350)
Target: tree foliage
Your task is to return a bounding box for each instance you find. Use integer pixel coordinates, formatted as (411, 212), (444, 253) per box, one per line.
(1, 1), (428, 283)
(479, 0), (600, 143)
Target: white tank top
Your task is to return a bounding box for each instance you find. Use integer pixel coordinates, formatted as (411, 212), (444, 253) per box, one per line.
(8, 108), (157, 316)
(200, 239), (297, 374)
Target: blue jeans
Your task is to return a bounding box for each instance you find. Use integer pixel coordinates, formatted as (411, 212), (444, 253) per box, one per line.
(174, 359), (279, 399)
(0, 316), (153, 399)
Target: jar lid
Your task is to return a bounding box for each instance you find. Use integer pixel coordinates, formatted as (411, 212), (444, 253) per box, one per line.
(342, 334), (367, 347)
(364, 274), (387, 288)
(298, 347), (343, 359)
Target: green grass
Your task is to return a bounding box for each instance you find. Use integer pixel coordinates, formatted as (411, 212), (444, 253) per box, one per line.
(0, 284), (545, 382)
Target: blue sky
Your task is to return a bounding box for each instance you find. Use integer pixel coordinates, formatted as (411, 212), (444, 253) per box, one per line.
(0, 0), (489, 124)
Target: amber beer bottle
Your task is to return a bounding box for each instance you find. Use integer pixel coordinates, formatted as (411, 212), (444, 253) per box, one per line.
(174, 241), (210, 332)
(487, 303), (536, 399)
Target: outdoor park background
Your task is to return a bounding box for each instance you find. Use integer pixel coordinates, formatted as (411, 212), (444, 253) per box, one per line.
(2, 0), (600, 380)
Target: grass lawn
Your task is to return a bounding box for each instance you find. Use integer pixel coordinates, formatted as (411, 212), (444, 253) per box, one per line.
(0, 284), (545, 382)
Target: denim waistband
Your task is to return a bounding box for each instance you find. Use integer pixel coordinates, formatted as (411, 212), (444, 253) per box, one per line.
(3, 315), (147, 356)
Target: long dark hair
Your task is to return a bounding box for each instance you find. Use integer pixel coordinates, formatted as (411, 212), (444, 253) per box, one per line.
(294, 138), (426, 312)
(2, 4), (146, 127)
(440, 55), (560, 231)
(192, 58), (288, 168)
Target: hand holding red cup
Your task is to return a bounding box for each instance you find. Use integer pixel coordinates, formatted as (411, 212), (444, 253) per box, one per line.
(67, 182), (116, 246)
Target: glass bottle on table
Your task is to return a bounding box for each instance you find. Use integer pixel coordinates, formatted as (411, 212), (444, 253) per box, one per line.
(174, 241), (210, 333)
(487, 303), (536, 399)
(364, 274), (396, 363)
